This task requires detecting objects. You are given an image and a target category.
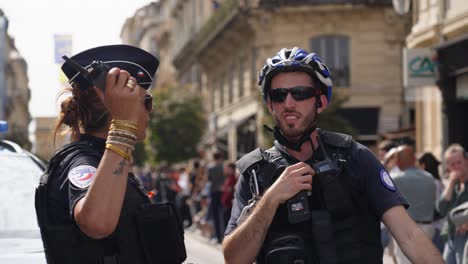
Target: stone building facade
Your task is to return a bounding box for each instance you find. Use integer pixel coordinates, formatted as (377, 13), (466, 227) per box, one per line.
(120, 0), (411, 160)
(406, 0), (468, 158)
(0, 9), (31, 149)
(33, 117), (57, 160)
(170, 0), (410, 160)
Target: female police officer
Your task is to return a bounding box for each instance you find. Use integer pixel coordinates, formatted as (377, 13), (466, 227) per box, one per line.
(35, 45), (185, 264)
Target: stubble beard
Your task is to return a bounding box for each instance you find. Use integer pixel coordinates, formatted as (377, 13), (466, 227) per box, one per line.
(274, 111), (316, 141)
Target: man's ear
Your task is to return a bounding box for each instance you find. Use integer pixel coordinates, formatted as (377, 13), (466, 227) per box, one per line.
(266, 98), (273, 114)
(317, 95), (328, 114)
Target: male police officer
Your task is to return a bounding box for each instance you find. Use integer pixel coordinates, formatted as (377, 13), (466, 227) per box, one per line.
(222, 47), (443, 264)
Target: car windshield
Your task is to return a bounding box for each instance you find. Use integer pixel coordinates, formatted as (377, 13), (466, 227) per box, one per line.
(0, 151), (43, 238)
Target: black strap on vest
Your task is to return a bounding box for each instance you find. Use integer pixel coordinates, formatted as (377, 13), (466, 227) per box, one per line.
(265, 124), (317, 152)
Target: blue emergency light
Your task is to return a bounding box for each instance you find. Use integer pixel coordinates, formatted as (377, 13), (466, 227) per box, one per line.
(0, 121), (8, 132)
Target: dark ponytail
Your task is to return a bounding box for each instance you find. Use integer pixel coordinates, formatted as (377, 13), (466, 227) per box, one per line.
(54, 84), (109, 145)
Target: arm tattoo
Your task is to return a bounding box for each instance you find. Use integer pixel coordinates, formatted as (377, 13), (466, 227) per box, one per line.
(113, 159), (126, 176)
(112, 146), (129, 177)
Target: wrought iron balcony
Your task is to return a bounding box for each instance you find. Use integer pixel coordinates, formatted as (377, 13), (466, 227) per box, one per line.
(173, 0), (239, 68)
(172, 0), (393, 68)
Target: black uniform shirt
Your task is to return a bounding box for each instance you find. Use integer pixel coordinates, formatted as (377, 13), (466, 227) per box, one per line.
(46, 134), (149, 225)
(46, 135), (101, 225)
(225, 140), (408, 235)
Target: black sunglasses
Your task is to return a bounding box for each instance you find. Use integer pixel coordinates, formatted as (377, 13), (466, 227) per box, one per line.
(144, 94), (153, 112)
(268, 86), (322, 103)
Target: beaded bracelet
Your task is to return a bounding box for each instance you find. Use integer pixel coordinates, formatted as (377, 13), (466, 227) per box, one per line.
(108, 130), (137, 140)
(107, 136), (136, 147)
(112, 119), (137, 127)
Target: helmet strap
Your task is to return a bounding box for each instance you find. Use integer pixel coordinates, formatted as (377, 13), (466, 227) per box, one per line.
(272, 124), (317, 151)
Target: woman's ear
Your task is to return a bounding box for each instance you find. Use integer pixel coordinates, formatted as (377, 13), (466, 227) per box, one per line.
(317, 95), (328, 114)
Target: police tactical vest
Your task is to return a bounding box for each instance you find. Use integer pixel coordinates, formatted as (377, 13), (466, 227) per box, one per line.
(35, 139), (187, 264)
(236, 130), (382, 264)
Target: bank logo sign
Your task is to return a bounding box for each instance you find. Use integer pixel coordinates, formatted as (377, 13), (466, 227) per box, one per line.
(403, 48), (436, 87)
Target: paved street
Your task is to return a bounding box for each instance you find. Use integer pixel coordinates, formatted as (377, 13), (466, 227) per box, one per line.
(183, 230), (396, 264)
(184, 232), (224, 264)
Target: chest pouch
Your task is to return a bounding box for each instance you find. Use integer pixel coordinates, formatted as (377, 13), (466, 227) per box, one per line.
(135, 202), (187, 264)
(264, 234), (314, 264)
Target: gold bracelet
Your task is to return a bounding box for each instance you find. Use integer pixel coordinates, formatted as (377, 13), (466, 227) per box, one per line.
(112, 119), (137, 126)
(110, 124), (138, 133)
(106, 140), (135, 151)
(106, 143), (131, 161)
(111, 120), (138, 130)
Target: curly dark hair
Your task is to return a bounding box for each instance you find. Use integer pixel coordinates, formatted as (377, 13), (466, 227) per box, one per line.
(53, 83), (109, 144)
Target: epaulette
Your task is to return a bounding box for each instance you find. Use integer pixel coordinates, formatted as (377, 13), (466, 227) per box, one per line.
(236, 148), (266, 175)
(320, 130), (352, 149)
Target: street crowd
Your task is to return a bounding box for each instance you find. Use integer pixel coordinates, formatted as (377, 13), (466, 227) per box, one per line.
(134, 137), (468, 264)
(378, 138), (468, 264)
(133, 151), (237, 246)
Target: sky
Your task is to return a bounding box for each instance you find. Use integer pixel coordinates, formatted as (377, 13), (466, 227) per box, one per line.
(2, 0), (153, 117)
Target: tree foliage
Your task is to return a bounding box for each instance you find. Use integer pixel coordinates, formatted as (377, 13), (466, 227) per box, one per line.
(148, 87), (206, 165)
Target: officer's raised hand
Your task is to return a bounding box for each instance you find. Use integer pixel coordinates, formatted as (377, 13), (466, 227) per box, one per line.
(93, 67), (147, 124)
(265, 162), (314, 204)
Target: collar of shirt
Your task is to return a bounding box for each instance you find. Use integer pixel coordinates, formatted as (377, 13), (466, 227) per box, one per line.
(273, 140), (319, 164)
(80, 134), (105, 152)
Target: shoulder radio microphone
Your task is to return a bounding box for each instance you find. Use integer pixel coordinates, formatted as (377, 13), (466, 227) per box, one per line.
(62, 55), (109, 91)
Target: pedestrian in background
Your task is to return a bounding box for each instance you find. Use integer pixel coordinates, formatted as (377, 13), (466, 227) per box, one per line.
(418, 152), (446, 253)
(437, 144), (468, 264)
(221, 162), (238, 228)
(190, 160), (204, 213)
(178, 167), (193, 228)
(207, 151), (226, 244)
(378, 139), (398, 163)
(450, 201), (468, 264)
(392, 146), (437, 264)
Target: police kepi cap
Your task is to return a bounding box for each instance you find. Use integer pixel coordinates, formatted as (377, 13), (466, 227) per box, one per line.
(61, 44), (159, 90)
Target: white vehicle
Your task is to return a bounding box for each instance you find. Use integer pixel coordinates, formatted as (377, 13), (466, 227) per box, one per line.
(0, 140), (47, 264)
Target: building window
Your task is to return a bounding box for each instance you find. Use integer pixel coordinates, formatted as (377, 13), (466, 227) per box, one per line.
(239, 56), (245, 98)
(310, 35), (350, 87)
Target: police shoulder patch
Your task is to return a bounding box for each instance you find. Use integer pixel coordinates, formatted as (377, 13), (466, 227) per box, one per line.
(68, 165), (97, 189)
(380, 169), (396, 192)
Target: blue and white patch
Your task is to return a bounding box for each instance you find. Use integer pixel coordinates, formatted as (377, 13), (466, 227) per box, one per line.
(68, 165), (97, 189)
(380, 170), (396, 192)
